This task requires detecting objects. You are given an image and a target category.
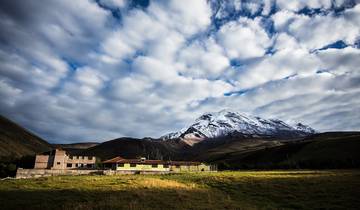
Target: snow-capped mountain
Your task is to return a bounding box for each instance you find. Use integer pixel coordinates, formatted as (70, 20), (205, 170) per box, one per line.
(161, 110), (316, 142)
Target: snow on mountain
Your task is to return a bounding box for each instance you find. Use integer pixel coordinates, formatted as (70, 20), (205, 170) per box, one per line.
(160, 110), (316, 141)
(159, 131), (183, 140)
(294, 123), (316, 134)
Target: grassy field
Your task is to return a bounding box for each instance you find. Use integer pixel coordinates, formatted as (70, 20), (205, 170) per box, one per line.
(1, 170), (359, 210)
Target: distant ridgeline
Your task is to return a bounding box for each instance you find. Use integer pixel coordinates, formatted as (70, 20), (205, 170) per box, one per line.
(1, 114), (360, 178)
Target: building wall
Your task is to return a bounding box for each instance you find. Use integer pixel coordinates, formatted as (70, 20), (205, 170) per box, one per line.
(114, 162), (212, 172)
(116, 163), (170, 171)
(170, 164), (211, 172)
(34, 149), (97, 170)
(16, 168), (102, 179)
(34, 155), (50, 169)
(104, 170), (170, 175)
(52, 150), (67, 169)
(65, 155), (96, 169)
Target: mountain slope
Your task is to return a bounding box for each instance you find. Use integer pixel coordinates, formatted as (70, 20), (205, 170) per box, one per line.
(53, 142), (99, 150)
(81, 137), (191, 161)
(53, 142), (99, 155)
(161, 110), (315, 144)
(0, 115), (52, 161)
(209, 132), (360, 169)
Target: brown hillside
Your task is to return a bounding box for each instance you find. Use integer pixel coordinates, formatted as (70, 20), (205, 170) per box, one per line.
(0, 115), (52, 161)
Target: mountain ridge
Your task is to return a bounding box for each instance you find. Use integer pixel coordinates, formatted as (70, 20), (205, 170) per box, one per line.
(161, 110), (316, 145)
(0, 114), (359, 171)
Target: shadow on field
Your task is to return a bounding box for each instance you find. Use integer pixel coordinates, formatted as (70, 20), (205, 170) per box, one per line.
(0, 188), (240, 210)
(1, 171), (360, 210)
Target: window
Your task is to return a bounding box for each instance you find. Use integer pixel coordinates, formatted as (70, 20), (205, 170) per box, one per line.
(80, 164), (84, 167)
(88, 156), (93, 160)
(57, 162), (61, 165)
(118, 163), (124, 167)
(164, 164), (169, 168)
(130, 163), (136, 167)
(75, 163), (79, 167)
(69, 156), (73, 160)
(176, 165), (180, 168)
(152, 164), (158, 168)
(66, 163), (72, 168)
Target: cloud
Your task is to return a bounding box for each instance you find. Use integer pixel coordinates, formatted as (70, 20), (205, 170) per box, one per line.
(0, 0), (359, 143)
(273, 4), (360, 50)
(217, 17), (272, 60)
(178, 38), (230, 78)
(98, 0), (127, 9)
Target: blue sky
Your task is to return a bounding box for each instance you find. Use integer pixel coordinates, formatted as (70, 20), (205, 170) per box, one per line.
(0, 0), (359, 143)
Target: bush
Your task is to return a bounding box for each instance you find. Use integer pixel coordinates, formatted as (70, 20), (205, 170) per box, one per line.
(0, 162), (17, 178)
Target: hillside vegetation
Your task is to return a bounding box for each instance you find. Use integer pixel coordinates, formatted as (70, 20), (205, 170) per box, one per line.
(0, 170), (359, 210)
(0, 115), (52, 161)
(211, 132), (360, 169)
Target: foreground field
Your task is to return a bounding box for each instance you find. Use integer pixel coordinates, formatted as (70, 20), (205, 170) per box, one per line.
(1, 170), (359, 210)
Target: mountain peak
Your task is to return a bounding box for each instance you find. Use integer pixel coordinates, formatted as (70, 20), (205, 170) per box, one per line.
(161, 110), (316, 144)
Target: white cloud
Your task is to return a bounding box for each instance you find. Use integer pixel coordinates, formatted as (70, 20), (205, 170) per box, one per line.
(178, 38), (230, 78)
(0, 0), (359, 142)
(232, 36), (320, 89)
(0, 80), (22, 107)
(217, 17), (272, 60)
(317, 47), (360, 75)
(75, 67), (107, 88)
(150, 0), (211, 36)
(289, 15), (358, 50)
(262, 0), (274, 16)
(272, 10), (297, 30)
(273, 5), (360, 50)
(276, 0), (332, 11)
(98, 0), (127, 9)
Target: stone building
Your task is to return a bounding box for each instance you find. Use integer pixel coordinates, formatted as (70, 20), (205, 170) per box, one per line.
(34, 149), (97, 170)
(102, 156), (217, 172)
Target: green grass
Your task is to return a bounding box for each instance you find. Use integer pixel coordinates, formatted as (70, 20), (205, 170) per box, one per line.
(1, 170), (360, 210)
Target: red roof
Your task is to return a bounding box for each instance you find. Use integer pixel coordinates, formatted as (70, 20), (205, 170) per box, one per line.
(102, 156), (203, 166)
(102, 156), (126, 163)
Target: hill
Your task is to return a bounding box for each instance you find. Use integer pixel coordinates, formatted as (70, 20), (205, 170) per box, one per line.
(53, 142), (99, 150)
(0, 115), (52, 161)
(53, 142), (99, 155)
(209, 132), (360, 169)
(79, 131), (360, 170)
(81, 137), (191, 161)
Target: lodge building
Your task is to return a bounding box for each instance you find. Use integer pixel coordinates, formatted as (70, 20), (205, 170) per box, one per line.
(102, 156), (216, 172)
(34, 149), (97, 170)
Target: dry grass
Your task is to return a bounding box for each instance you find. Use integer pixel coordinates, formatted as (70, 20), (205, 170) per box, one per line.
(0, 170), (359, 210)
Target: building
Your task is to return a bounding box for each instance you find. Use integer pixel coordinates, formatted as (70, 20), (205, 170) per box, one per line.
(102, 156), (217, 172)
(34, 149), (97, 170)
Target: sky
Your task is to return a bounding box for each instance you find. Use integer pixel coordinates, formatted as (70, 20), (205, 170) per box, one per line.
(0, 0), (360, 143)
